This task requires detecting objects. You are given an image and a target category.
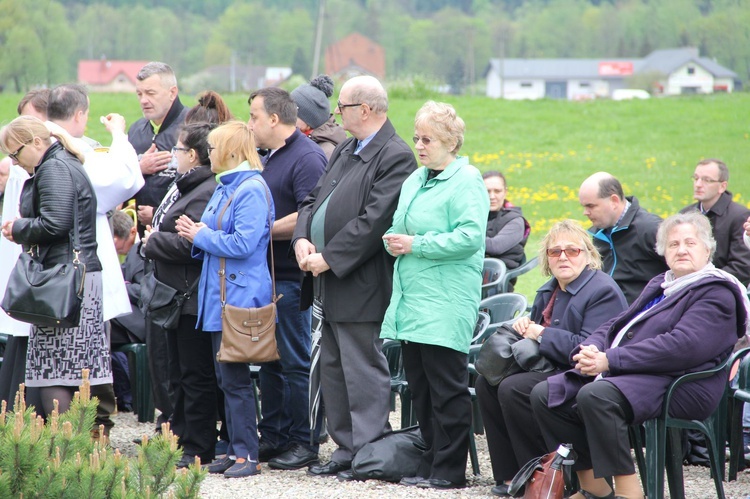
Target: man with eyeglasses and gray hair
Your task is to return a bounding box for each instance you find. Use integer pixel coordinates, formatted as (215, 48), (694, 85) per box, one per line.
(293, 75), (416, 479)
(681, 159), (750, 286)
(578, 172), (668, 304)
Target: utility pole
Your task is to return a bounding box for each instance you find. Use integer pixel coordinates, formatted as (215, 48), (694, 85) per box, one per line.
(311, 0), (326, 79)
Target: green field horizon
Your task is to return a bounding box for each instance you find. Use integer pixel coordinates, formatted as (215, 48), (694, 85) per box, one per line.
(1, 92), (747, 300)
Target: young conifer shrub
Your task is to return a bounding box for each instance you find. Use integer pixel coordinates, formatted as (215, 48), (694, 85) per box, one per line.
(0, 370), (205, 498)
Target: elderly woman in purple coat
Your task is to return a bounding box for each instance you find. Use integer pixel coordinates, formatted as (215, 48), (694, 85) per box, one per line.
(530, 212), (749, 499)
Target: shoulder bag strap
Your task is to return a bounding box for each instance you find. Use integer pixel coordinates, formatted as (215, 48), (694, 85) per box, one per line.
(217, 177), (276, 306)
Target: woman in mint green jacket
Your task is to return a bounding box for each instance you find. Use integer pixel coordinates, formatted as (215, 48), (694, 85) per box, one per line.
(381, 101), (489, 490)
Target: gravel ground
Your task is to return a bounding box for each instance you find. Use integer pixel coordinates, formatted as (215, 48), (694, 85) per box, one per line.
(109, 409), (750, 499)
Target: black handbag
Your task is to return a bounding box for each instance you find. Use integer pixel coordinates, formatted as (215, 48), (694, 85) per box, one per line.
(475, 323), (555, 386)
(139, 269), (198, 330)
(352, 425), (427, 481)
(1, 167), (86, 328)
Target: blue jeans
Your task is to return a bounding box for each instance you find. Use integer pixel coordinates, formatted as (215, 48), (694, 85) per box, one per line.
(258, 280), (316, 450)
(210, 332), (258, 461)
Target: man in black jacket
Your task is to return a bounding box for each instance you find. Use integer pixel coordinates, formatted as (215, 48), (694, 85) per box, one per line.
(127, 62), (188, 429)
(128, 61), (188, 237)
(680, 159), (750, 286)
(579, 172), (668, 304)
(293, 76), (416, 478)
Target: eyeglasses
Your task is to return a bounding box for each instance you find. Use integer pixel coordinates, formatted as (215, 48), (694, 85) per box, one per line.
(8, 142), (28, 162)
(337, 101), (362, 110)
(691, 175), (722, 184)
(412, 136), (434, 146)
(172, 146), (190, 153)
(546, 247), (583, 258)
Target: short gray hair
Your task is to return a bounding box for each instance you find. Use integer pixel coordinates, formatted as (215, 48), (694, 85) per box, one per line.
(349, 79), (388, 113)
(414, 101), (465, 154)
(137, 61), (177, 87)
(655, 212), (716, 260)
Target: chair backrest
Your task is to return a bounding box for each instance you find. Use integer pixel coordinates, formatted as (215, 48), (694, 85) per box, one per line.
(470, 311), (492, 344)
(482, 258), (507, 299)
(479, 293), (528, 326)
(382, 339), (405, 381)
(500, 256), (540, 293)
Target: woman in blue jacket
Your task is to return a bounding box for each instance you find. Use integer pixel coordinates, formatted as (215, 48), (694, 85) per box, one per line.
(176, 121), (274, 479)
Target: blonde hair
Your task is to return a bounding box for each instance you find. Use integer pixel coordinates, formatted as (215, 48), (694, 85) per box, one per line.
(207, 121), (262, 172)
(0, 115), (84, 163)
(414, 101), (465, 154)
(538, 219), (602, 277)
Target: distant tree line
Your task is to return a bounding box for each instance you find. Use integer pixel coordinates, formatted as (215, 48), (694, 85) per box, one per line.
(1, 0), (748, 92)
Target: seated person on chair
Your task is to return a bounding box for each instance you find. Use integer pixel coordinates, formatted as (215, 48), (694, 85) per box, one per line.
(476, 219), (626, 497)
(483, 170), (530, 271)
(529, 212), (749, 499)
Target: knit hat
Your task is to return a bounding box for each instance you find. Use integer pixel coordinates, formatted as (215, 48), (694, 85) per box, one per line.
(291, 75), (334, 129)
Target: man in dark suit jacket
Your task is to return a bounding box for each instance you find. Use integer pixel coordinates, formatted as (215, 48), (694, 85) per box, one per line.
(293, 75), (417, 478)
(680, 159), (750, 286)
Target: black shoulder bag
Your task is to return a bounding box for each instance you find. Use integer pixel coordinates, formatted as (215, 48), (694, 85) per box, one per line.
(1, 166), (86, 328)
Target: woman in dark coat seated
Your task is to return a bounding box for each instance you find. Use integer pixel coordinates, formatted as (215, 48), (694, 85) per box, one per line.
(530, 212), (749, 499)
(476, 219), (627, 497)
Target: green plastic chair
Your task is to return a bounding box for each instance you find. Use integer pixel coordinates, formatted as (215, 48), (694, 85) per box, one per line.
(115, 343), (154, 423)
(500, 256), (539, 293)
(630, 347), (750, 499)
(482, 258), (507, 299)
(727, 347), (750, 480)
(479, 292), (528, 331)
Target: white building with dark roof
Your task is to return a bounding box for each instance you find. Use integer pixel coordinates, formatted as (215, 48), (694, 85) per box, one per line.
(485, 48), (738, 100)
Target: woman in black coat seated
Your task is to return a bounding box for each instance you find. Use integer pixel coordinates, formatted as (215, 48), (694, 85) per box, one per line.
(142, 122), (219, 467)
(476, 219), (627, 497)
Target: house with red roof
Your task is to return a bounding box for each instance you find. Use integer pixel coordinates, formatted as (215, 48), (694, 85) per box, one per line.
(325, 33), (385, 80)
(77, 59), (149, 92)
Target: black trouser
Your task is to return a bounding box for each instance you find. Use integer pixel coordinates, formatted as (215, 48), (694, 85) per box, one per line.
(476, 370), (559, 483)
(146, 319), (173, 426)
(402, 341), (471, 484)
(165, 314), (217, 461)
(530, 379), (636, 478)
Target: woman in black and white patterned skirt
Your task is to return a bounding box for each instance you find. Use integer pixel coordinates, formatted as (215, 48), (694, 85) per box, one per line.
(0, 116), (109, 416)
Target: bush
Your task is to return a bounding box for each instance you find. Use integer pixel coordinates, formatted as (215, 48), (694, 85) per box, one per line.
(0, 370), (205, 498)
(386, 76), (443, 100)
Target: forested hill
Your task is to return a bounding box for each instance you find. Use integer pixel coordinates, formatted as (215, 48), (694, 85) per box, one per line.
(4, 0), (748, 92)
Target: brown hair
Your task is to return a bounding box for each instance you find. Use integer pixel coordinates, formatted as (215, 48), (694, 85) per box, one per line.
(17, 89), (50, 118)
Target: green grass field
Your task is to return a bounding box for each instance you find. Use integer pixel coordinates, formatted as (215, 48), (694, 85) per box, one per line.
(1, 92), (748, 300)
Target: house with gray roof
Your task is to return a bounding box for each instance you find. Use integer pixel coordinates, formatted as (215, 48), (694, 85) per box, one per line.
(485, 48), (737, 100)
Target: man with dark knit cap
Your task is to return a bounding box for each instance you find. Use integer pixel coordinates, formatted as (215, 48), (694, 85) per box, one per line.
(291, 75), (346, 159)
(248, 87), (328, 470)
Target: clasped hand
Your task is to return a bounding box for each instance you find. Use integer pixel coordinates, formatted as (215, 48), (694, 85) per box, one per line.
(175, 215), (205, 243)
(573, 344), (609, 376)
(512, 316), (544, 341)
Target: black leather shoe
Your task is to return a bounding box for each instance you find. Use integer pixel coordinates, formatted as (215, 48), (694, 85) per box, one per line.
(176, 455), (199, 469)
(491, 483), (512, 496)
(416, 478), (466, 489)
(307, 460), (350, 476)
(258, 440), (287, 462)
(398, 476), (425, 486)
(268, 443), (319, 470)
(337, 469), (359, 481)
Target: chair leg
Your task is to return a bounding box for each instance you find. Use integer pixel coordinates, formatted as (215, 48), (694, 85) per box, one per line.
(728, 398), (744, 481)
(629, 425), (647, 493)
(468, 429), (480, 475)
(702, 423), (727, 499)
(644, 419), (667, 499)
(665, 427), (685, 499)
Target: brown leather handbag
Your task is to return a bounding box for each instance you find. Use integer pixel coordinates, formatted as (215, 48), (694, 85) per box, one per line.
(215, 178), (282, 364)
